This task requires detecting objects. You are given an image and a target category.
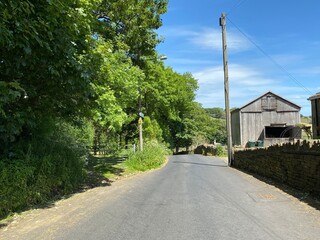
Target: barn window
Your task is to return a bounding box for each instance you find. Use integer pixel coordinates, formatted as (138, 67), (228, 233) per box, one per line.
(261, 95), (277, 111)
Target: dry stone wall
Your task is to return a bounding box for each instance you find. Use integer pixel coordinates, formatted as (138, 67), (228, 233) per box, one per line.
(233, 141), (320, 197)
(194, 144), (218, 156)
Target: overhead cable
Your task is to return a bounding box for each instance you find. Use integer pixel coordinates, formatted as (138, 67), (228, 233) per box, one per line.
(226, 0), (248, 15)
(226, 16), (313, 95)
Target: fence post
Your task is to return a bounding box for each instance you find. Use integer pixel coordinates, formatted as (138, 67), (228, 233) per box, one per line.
(133, 144), (136, 153)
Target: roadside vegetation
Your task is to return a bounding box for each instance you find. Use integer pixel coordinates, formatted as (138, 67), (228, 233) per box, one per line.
(0, 1), (227, 219)
(85, 141), (170, 186)
(123, 141), (170, 172)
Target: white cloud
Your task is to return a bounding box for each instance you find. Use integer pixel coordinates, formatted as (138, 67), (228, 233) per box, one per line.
(193, 64), (311, 114)
(158, 26), (315, 116)
(194, 64), (275, 88)
(190, 28), (252, 52)
(193, 66), (223, 84)
(158, 26), (252, 53)
(168, 58), (215, 66)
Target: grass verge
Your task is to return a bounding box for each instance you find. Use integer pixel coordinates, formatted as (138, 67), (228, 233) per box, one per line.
(84, 141), (170, 187)
(0, 142), (169, 225)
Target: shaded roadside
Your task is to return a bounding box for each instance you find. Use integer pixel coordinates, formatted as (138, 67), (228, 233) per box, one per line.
(233, 167), (320, 212)
(0, 155), (126, 228)
(82, 155), (127, 189)
(0, 147), (169, 229)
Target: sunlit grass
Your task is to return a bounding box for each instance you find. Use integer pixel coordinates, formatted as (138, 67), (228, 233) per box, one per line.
(123, 141), (170, 172)
(86, 141), (170, 183)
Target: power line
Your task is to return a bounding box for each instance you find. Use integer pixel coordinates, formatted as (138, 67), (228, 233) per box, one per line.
(226, 0), (248, 15)
(226, 16), (313, 95)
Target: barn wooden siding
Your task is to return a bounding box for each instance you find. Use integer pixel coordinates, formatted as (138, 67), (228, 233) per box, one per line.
(231, 92), (301, 147)
(308, 93), (320, 138)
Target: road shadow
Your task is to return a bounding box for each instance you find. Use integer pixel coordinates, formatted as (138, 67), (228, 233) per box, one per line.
(234, 167), (320, 211)
(173, 151), (192, 155)
(172, 161), (227, 168)
(82, 155), (126, 190)
(0, 223), (7, 228)
(0, 155), (126, 225)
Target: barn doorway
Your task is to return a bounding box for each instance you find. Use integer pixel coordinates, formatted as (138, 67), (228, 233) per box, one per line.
(265, 126), (294, 138)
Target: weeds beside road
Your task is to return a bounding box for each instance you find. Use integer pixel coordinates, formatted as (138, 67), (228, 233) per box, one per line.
(0, 141), (169, 225)
(84, 141), (170, 188)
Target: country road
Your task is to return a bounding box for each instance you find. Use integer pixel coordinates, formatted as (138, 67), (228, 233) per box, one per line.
(1, 154), (320, 240)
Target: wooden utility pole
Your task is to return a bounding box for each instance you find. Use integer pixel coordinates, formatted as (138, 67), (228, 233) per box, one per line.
(220, 13), (233, 166)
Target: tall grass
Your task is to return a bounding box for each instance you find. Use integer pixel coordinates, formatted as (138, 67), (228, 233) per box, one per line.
(123, 141), (170, 172)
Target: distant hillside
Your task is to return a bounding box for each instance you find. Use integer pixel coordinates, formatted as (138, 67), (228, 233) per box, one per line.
(205, 108), (225, 119)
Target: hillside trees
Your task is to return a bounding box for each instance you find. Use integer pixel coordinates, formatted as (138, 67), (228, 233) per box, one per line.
(89, 39), (142, 149)
(205, 107), (226, 119)
(1, 0), (179, 216)
(94, 0), (167, 58)
(0, 0), (226, 154)
(88, 0), (169, 148)
(0, 0), (101, 216)
(142, 64), (227, 151)
(0, 0), (168, 145)
(0, 0), (99, 147)
(0, 0), (228, 216)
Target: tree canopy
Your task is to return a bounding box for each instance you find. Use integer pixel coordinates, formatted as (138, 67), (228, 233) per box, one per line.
(0, 0), (230, 218)
(0, 0), (226, 153)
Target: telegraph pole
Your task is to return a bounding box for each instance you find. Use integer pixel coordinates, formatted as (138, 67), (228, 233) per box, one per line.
(137, 55), (167, 151)
(138, 96), (143, 151)
(220, 13), (233, 166)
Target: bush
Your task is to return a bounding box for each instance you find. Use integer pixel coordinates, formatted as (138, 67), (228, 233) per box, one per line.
(0, 118), (90, 218)
(216, 145), (226, 157)
(0, 160), (34, 216)
(123, 141), (170, 172)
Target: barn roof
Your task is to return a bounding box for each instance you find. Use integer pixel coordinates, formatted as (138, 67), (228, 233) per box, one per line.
(235, 91), (301, 111)
(308, 92), (320, 101)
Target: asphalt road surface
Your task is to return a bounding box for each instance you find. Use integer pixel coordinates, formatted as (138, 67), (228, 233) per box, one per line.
(1, 155), (320, 240)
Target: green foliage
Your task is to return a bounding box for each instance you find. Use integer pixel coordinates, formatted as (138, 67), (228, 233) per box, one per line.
(163, 102), (227, 151)
(142, 65), (199, 150)
(0, 0), (98, 145)
(143, 116), (163, 142)
(216, 145), (227, 157)
(0, 159), (34, 217)
(0, 81), (33, 144)
(0, 0), (229, 218)
(124, 141), (170, 172)
(90, 39), (142, 131)
(0, 119), (90, 218)
(205, 108), (226, 119)
(300, 116), (312, 125)
(95, 0), (168, 57)
(207, 118), (227, 144)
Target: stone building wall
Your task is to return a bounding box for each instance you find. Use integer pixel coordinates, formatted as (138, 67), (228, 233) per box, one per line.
(233, 141), (320, 197)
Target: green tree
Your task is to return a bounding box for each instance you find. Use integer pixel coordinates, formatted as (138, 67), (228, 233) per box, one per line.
(205, 108), (226, 119)
(89, 39), (143, 149)
(94, 0), (168, 57)
(90, 39), (142, 131)
(143, 116), (163, 142)
(141, 64), (198, 151)
(0, 0), (99, 146)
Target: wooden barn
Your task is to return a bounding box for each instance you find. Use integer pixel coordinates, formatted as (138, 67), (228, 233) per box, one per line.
(308, 92), (320, 138)
(231, 91), (301, 147)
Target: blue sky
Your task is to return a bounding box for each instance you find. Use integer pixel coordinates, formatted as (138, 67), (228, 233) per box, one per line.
(156, 0), (320, 116)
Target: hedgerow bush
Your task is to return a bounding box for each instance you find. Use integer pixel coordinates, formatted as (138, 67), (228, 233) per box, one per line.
(0, 118), (92, 218)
